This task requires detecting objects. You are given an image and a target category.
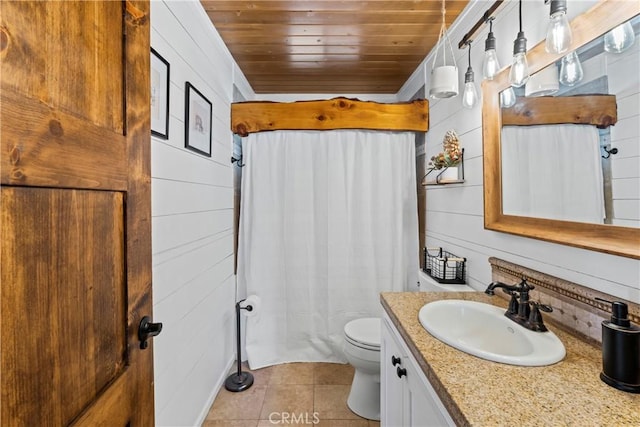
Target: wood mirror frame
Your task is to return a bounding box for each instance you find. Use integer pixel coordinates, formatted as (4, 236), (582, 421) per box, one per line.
(482, 0), (640, 260)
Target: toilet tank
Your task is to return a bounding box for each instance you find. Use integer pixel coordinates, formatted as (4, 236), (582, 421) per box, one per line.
(416, 270), (476, 292)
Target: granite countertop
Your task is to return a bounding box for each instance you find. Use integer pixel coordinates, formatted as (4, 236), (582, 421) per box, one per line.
(381, 292), (640, 427)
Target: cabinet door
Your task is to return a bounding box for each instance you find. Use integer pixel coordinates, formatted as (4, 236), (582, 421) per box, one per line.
(406, 369), (452, 427)
(382, 312), (455, 427)
(381, 319), (406, 427)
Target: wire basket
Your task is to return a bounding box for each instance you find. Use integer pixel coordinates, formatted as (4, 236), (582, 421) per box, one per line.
(422, 247), (466, 284)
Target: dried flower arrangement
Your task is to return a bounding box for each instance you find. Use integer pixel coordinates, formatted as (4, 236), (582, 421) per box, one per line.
(429, 130), (462, 170)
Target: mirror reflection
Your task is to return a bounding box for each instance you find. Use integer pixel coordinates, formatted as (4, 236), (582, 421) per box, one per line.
(499, 15), (640, 227)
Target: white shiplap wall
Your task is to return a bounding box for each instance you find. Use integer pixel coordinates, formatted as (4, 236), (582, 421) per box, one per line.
(398, 0), (640, 302)
(150, 1), (254, 425)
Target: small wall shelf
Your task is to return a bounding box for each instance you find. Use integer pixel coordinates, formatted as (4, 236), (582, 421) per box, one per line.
(422, 149), (465, 186)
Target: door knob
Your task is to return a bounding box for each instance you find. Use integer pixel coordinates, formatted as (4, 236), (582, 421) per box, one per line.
(391, 355), (401, 366)
(138, 316), (163, 349)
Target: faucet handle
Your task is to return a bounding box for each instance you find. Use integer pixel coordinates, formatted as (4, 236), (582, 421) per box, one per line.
(507, 291), (519, 315)
(537, 303), (553, 313)
(526, 301), (552, 332)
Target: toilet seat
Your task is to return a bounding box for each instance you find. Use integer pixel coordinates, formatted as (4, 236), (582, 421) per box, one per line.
(344, 318), (380, 351)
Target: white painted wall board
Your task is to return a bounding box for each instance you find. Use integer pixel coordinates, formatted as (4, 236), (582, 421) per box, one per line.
(613, 136), (640, 159)
(425, 185), (483, 217)
(612, 157), (640, 179)
(153, 262), (234, 381)
(152, 209), (232, 252)
(152, 179), (233, 216)
(152, 142), (232, 187)
(613, 199), (640, 221)
(616, 92), (640, 121)
(156, 278), (235, 426)
(153, 234), (234, 304)
(612, 177), (640, 200)
(151, 0), (255, 425)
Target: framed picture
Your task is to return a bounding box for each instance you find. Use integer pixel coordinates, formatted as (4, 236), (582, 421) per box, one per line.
(150, 47), (170, 139)
(184, 82), (212, 157)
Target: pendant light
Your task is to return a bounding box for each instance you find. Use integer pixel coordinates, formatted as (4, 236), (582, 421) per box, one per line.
(559, 51), (584, 86)
(604, 21), (635, 53)
(430, 0), (459, 99)
(509, 0), (530, 87)
(483, 18), (500, 80)
(462, 42), (478, 109)
(500, 87), (517, 108)
(545, 0), (572, 54)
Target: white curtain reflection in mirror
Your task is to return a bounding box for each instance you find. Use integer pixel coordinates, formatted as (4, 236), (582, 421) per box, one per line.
(501, 124), (605, 224)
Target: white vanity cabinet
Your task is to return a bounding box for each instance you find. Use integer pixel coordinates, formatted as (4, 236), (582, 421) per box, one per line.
(381, 312), (454, 427)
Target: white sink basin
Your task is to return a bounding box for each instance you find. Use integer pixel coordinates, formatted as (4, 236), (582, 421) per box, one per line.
(418, 299), (565, 366)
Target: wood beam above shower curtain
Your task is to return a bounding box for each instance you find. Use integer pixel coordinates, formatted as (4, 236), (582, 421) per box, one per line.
(231, 97), (429, 136)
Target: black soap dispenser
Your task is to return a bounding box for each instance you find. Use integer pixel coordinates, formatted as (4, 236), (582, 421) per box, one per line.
(597, 298), (640, 393)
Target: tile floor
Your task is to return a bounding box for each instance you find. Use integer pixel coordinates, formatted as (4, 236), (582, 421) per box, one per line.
(204, 362), (380, 427)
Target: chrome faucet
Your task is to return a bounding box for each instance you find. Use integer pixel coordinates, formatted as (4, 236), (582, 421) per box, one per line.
(485, 279), (552, 332)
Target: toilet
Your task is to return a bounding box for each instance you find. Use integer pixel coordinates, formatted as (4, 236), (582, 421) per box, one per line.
(344, 271), (475, 420)
(343, 317), (381, 420)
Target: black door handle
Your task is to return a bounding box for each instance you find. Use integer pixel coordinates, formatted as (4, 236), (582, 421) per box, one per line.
(138, 316), (163, 349)
(396, 366), (407, 378)
(391, 355), (401, 366)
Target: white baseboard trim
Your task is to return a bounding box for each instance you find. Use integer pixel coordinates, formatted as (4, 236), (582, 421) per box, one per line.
(194, 355), (236, 426)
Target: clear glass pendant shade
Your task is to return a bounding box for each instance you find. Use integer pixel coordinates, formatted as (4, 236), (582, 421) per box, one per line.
(500, 87), (516, 108)
(462, 43), (477, 108)
(604, 21), (635, 54)
(545, 1), (572, 54)
(559, 51), (584, 86)
(483, 25), (500, 80)
(462, 81), (478, 109)
(509, 25), (529, 88)
(545, 11), (572, 54)
(483, 49), (500, 80)
(509, 52), (529, 87)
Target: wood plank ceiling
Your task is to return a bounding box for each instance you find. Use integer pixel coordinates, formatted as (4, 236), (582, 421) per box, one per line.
(200, 1), (470, 94)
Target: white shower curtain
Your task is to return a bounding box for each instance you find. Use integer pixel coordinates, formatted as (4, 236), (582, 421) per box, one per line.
(237, 130), (418, 368)
(501, 124), (605, 224)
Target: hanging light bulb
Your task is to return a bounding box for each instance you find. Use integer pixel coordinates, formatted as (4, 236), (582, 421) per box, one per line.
(500, 87), (517, 108)
(604, 21), (635, 54)
(545, 0), (572, 54)
(483, 18), (501, 80)
(462, 42), (479, 109)
(559, 51), (584, 86)
(509, 0), (529, 87)
(430, 0), (459, 99)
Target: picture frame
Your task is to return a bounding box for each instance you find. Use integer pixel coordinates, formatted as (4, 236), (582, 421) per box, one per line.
(150, 47), (170, 139)
(184, 82), (212, 157)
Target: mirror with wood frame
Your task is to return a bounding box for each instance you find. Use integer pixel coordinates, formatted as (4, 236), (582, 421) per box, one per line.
(482, 0), (640, 259)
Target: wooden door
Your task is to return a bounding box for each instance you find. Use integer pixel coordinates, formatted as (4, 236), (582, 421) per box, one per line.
(0, 1), (155, 426)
